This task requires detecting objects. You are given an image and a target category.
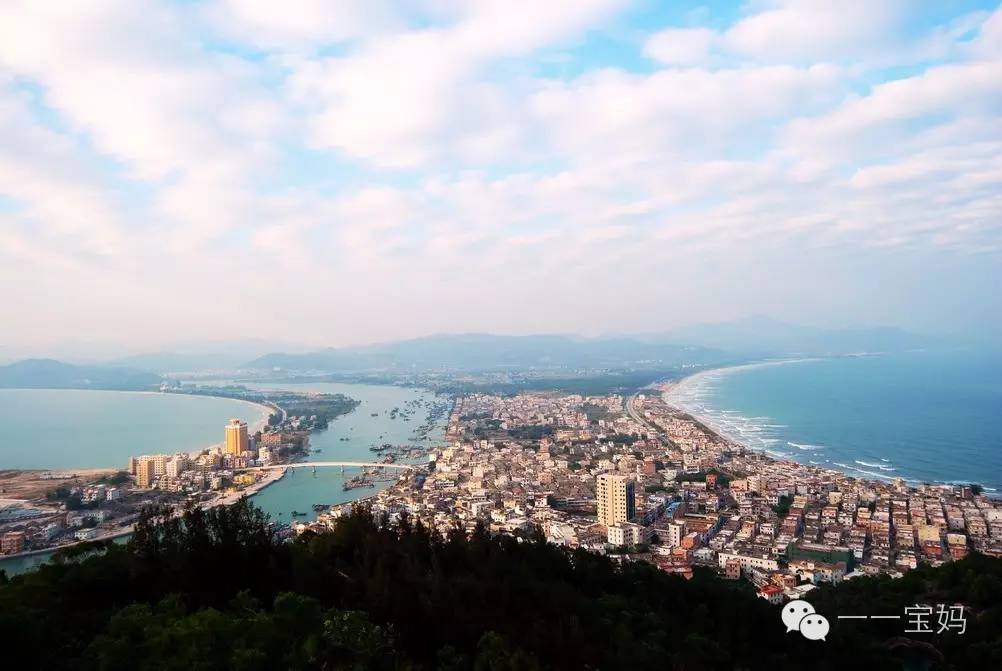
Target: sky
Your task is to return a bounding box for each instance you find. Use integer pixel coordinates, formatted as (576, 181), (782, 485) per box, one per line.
(1, 0), (1000, 355)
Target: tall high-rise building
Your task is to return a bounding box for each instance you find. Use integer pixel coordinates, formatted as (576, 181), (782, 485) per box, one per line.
(225, 418), (249, 456)
(596, 473), (635, 527)
(151, 454), (168, 476)
(136, 458), (156, 488)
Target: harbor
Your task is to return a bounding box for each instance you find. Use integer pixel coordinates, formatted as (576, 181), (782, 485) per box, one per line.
(241, 381), (449, 523)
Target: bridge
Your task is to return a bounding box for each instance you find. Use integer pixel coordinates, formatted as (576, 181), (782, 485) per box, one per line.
(236, 461), (419, 473)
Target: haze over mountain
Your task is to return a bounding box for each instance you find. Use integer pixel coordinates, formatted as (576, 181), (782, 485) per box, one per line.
(633, 316), (946, 358)
(0, 318), (954, 383)
(0, 359), (162, 390)
(246, 318), (946, 373)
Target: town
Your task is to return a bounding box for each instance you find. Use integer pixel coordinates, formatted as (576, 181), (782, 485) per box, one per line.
(297, 388), (1002, 602)
(0, 396), (345, 558)
(6, 385), (1002, 606)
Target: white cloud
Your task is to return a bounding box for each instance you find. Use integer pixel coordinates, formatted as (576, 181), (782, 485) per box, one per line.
(723, 0), (904, 62)
(287, 0), (625, 167)
(644, 28), (717, 66)
(0, 0), (999, 345)
(0, 86), (127, 257)
(203, 0), (400, 49)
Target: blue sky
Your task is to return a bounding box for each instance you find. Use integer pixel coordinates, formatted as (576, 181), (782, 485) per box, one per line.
(0, 1), (1000, 355)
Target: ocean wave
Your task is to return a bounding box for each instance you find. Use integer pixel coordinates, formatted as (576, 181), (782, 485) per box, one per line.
(846, 466), (897, 481)
(855, 460), (896, 471)
(942, 480), (999, 492)
(788, 442), (824, 451)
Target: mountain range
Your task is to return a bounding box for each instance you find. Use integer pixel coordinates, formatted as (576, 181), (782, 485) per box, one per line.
(245, 317), (946, 373)
(0, 318), (949, 383)
(0, 359), (162, 390)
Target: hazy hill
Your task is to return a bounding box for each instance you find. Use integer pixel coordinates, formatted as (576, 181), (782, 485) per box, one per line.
(0, 359), (162, 390)
(246, 333), (726, 372)
(110, 351), (252, 373)
(636, 315), (944, 357)
(108, 338), (318, 373)
(246, 320), (943, 373)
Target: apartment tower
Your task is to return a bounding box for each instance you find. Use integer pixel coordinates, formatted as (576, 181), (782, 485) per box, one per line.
(224, 418), (249, 456)
(596, 473), (635, 527)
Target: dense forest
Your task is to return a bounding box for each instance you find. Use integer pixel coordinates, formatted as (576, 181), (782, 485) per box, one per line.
(1, 500), (1000, 670)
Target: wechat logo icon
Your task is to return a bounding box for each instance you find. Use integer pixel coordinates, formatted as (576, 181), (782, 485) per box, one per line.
(782, 600), (830, 641)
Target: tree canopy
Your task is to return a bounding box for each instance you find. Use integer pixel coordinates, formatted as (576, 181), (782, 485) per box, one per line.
(1, 499), (1000, 670)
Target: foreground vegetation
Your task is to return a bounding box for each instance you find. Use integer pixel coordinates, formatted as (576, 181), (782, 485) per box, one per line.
(1, 500), (1000, 670)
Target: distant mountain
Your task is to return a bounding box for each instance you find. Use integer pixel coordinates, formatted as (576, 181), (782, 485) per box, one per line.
(636, 316), (945, 357)
(247, 333), (727, 372)
(111, 351), (252, 373)
(107, 339), (320, 373)
(0, 359), (163, 390)
(246, 320), (947, 373)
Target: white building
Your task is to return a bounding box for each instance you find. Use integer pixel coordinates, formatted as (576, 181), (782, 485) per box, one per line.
(608, 522), (647, 547)
(717, 550), (779, 572)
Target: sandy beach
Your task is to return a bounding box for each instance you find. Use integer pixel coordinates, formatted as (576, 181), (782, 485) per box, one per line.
(183, 396), (275, 459)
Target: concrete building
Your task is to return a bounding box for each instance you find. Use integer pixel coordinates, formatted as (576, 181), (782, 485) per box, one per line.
(596, 473), (635, 527)
(608, 522), (646, 546)
(136, 458), (157, 488)
(225, 419), (249, 456)
(166, 454), (188, 479)
(718, 550), (780, 572)
(663, 521), (685, 548)
(1, 531), (26, 555)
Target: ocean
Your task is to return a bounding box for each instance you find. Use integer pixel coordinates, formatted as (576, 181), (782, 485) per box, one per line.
(666, 350), (1002, 492)
(0, 389), (269, 470)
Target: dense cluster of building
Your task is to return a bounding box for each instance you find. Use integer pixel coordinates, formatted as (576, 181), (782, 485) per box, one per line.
(307, 390), (1002, 599)
(0, 417), (310, 557)
(127, 419), (312, 494)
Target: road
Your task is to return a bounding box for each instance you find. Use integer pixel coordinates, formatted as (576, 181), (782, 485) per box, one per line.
(625, 392), (660, 434)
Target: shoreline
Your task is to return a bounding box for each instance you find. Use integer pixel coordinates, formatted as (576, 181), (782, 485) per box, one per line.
(0, 388), (275, 472)
(0, 467), (290, 564)
(0, 391), (278, 568)
(660, 356), (997, 495)
(178, 394), (275, 459)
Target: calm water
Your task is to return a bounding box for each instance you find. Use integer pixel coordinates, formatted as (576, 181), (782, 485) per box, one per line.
(0, 382), (446, 575)
(0, 389), (269, 470)
(667, 351), (1002, 492)
(242, 382), (446, 524)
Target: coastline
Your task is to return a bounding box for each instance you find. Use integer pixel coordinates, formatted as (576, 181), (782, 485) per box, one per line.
(661, 357), (905, 485)
(660, 356), (995, 494)
(0, 466), (290, 565)
(0, 391), (278, 569)
(0, 387), (275, 470)
(180, 395), (275, 459)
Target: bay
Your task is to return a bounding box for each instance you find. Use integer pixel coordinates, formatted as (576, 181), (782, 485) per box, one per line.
(0, 388), (270, 470)
(667, 351), (1002, 492)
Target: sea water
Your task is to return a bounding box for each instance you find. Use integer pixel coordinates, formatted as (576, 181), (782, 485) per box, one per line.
(667, 351), (1002, 492)
(0, 388), (268, 470)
